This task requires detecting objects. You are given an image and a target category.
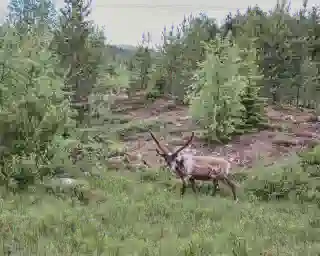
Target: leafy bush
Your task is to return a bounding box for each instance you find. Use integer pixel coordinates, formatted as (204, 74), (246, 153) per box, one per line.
(243, 166), (310, 201)
(187, 37), (246, 142)
(0, 26), (79, 189)
(243, 152), (320, 207)
(299, 145), (320, 170)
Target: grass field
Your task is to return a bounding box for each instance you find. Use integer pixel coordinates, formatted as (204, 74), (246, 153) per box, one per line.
(1, 163), (320, 256)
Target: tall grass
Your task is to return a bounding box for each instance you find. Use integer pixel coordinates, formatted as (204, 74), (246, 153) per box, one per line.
(0, 167), (319, 255)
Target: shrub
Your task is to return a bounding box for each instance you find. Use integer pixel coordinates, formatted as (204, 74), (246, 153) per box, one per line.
(243, 152), (320, 207)
(187, 37), (247, 142)
(0, 26), (79, 189)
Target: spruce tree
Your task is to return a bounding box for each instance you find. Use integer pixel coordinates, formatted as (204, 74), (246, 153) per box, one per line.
(188, 36), (247, 142)
(127, 43), (152, 97)
(238, 47), (266, 131)
(0, 23), (79, 187)
(52, 0), (93, 128)
(235, 13), (267, 131)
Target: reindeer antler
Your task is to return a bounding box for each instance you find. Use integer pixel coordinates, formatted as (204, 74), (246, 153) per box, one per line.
(171, 132), (194, 158)
(148, 130), (170, 154)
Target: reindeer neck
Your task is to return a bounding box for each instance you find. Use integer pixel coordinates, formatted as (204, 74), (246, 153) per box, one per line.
(171, 161), (187, 178)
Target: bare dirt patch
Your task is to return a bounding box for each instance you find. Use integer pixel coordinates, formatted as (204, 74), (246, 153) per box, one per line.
(117, 98), (320, 171)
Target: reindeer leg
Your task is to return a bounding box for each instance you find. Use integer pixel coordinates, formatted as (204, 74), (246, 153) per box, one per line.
(207, 181), (212, 195)
(211, 178), (219, 196)
(189, 177), (197, 194)
(215, 181), (220, 191)
(222, 176), (238, 201)
(180, 178), (187, 197)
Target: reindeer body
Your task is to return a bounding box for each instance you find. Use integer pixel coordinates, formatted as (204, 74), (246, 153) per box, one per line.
(148, 131), (237, 201)
(175, 148), (230, 190)
(177, 153), (231, 175)
(175, 156), (237, 200)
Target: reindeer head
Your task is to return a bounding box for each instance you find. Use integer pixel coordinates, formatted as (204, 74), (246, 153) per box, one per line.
(148, 130), (194, 172)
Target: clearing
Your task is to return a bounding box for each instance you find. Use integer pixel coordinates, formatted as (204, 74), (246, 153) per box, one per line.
(3, 96), (320, 255)
(113, 95), (320, 170)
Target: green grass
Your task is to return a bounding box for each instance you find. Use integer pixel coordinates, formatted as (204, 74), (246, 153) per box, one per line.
(1, 169), (320, 255)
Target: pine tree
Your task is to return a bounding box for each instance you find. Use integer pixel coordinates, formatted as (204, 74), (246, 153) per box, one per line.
(8, 0), (57, 34)
(127, 43), (152, 97)
(0, 23), (79, 188)
(178, 15), (218, 103)
(234, 12), (267, 131)
(51, 0), (128, 171)
(188, 36), (247, 142)
(51, 0), (95, 129)
(299, 58), (319, 108)
(307, 6), (320, 87)
(238, 47), (266, 131)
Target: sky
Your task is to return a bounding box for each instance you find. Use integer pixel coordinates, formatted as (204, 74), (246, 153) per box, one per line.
(0, 0), (318, 46)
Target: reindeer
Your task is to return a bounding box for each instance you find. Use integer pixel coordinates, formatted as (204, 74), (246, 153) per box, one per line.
(149, 130), (238, 201)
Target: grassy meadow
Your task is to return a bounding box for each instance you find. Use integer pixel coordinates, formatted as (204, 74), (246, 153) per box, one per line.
(1, 155), (320, 256)
(2, 0), (320, 254)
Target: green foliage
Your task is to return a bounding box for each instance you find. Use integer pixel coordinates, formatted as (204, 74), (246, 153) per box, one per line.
(127, 45), (152, 96)
(243, 150), (320, 207)
(147, 16), (219, 103)
(299, 145), (320, 175)
(51, 0), (95, 126)
(243, 166), (313, 202)
(122, 0), (319, 112)
(154, 28), (186, 102)
(0, 25), (79, 188)
(89, 44), (131, 159)
(188, 37), (247, 142)
(0, 169), (319, 255)
(8, 0), (57, 33)
(51, 0), (131, 171)
(1, 0), (320, 254)
(297, 58), (320, 108)
(232, 14), (267, 131)
(216, 2), (320, 107)
(238, 46), (266, 131)
(239, 87), (266, 133)
(0, 0), (131, 189)
(145, 56), (168, 100)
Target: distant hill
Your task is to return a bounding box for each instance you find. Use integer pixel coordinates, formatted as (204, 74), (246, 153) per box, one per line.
(107, 44), (136, 60)
(117, 44), (138, 51)
(107, 44), (158, 61)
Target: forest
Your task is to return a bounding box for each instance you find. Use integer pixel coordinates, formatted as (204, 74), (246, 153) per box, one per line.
(0, 0), (320, 255)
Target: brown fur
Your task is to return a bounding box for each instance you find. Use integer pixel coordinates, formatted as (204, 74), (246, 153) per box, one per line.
(177, 161), (238, 201)
(190, 155), (231, 174)
(148, 130), (237, 201)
